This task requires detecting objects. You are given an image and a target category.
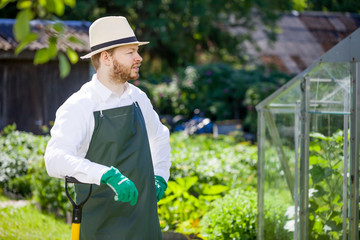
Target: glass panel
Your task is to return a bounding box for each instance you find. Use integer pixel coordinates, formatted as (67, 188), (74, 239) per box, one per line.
(307, 113), (349, 239)
(305, 62), (350, 239)
(268, 80), (301, 112)
(308, 63), (351, 115)
(263, 109), (299, 240)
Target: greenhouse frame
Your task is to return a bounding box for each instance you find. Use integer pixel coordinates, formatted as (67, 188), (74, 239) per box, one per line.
(256, 28), (360, 240)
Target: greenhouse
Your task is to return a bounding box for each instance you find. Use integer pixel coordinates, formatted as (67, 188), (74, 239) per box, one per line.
(256, 27), (360, 240)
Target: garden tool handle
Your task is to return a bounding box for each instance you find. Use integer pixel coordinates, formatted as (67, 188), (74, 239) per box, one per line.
(65, 176), (92, 240)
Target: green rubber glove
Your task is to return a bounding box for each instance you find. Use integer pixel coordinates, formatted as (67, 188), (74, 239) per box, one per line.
(154, 175), (167, 202)
(101, 166), (138, 206)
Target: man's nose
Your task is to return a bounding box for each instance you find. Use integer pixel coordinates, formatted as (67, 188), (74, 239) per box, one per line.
(135, 52), (143, 62)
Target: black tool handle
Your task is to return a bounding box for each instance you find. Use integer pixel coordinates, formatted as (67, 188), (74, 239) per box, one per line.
(65, 176), (93, 223)
(66, 176), (86, 184)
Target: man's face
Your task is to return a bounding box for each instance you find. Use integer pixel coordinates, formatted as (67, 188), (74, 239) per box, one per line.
(109, 44), (143, 84)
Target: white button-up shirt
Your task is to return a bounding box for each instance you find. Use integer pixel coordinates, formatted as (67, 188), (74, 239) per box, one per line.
(44, 74), (171, 185)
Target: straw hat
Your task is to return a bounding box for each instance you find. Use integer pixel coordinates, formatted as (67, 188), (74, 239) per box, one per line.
(81, 16), (149, 59)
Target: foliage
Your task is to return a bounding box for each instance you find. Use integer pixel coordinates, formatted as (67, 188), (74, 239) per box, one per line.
(200, 188), (291, 240)
(0, 199), (71, 240)
(150, 63), (291, 133)
(158, 176), (228, 235)
(0, 126), (261, 237)
(0, 0), (81, 78)
(157, 132), (258, 235)
(169, 133), (257, 189)
(0, 124), (48, 196)
(280, 130), (349, 239)
(264, 192), (293, 239)
(60, 0), (294, 75)
(304, 0), (360, 13)
(200, 188), (257, 240)
(29, 159), (73, 218)
(308, 130), (346, 239)
(0, 124), (71, 217)
(2, 0), (296, 77)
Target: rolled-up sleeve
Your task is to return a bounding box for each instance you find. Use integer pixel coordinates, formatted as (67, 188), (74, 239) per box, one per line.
(44, 98), (109, 185)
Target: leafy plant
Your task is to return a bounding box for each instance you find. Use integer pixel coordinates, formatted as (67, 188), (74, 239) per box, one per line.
(200, 188), (291, 240)
(0, 0), (80, 78)
(200, 188), (258, 240)
(308, 130), (346, 239)
(0, 124), (71, 217)
(29, 159), (73, 218)
(169, 133), (257, 189)
(157, 133), (258, 235)
(0, 124), (49, 196)
(158, 176), (228, 235)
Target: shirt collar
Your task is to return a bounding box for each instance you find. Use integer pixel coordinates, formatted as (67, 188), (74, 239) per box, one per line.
(90, 74), (112, 102)
(91, 74), (130, 102)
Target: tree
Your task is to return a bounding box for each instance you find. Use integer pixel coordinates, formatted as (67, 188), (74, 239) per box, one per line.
(0, 0), (294, 78)
(293, 0), (360, 12)
(0, 0), (82, 78)
(2, 0), (359, 78)
(61, 0), (293, 77)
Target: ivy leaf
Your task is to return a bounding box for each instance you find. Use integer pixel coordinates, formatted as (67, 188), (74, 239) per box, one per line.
(0, 0), (13, 8)
(48, 40), (58, 59)
(310, 165), (325, 184)
(313, 185), (327, 198)
(58, 53), (70, 78)
(14, 9), (33, 41)
(52, 22), (65, 34)
(310, 132), (328, 141)
(15, 33), (38, 55)
(52, 0), (65, 16)
(310, 165), (334, 185)
(202, 184), (229, 195)
(16, 0), (32, 9)
(67, 36), (86, 46)
(66, 47), (78, 64)
(176, 176), (198, 192)
(34, 48), (51, 65)
(64, 0), (76, 8)
(46, 0), (65, 16)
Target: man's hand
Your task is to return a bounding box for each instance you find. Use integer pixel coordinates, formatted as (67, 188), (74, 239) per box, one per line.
(101, 166), (138, 206)
(154, 175), (167, 202)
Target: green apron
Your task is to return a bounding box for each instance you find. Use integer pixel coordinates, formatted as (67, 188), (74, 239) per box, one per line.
(75, 102), (162, 240)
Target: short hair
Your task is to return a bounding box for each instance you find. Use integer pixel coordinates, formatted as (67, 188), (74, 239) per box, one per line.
(90, 48), (116, 70)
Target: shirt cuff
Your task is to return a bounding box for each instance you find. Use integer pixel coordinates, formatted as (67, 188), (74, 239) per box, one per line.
(88, 164), (111, 185)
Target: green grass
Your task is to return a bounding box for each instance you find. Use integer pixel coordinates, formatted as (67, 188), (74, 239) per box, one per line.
(0, 195), (71, 240)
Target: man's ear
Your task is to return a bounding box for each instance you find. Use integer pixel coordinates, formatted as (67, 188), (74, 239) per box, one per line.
(100, 51), (112, 66)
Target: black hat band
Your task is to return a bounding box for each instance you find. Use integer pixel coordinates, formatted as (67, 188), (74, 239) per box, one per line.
(91, 36), (138, 52)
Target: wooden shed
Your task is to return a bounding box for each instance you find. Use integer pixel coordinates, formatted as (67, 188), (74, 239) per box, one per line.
(0, 19), (91, 134)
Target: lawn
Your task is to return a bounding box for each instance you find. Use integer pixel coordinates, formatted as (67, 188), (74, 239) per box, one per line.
(0, 195), (71, 240)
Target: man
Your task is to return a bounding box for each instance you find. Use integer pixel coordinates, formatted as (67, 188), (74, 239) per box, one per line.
(44, 16), (171, 240)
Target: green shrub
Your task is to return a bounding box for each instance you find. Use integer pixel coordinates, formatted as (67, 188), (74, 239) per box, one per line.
(200, 188), (257, 240)
(158, 176), (229, 235)
(157, 133), (258, 235)
(170, 132), (257, 189)
(0, 124), (49, 196)
(200, 188), (292, 240)
(264, 196), (293, 239)
(137, 63), (292, 134)
(0, 124), (71, 218)
(29, 159), (73, 218)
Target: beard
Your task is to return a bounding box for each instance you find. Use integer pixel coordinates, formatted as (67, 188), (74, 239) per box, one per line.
(109, 59), (139, 84)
